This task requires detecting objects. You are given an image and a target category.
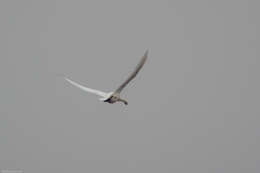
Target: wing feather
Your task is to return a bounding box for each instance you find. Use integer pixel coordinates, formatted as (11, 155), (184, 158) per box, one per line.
(64, 77), (109, 98)
(115, 50), (148, 93)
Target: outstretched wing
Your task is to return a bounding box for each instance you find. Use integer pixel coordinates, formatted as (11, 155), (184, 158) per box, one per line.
(64, 77), (109, 98)
(115, 50), (148, 93)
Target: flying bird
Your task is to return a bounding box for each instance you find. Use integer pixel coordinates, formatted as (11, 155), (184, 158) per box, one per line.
(64, 50), (148, 105)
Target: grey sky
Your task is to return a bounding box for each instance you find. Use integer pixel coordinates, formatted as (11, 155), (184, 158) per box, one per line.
(0, 0), (259, 173)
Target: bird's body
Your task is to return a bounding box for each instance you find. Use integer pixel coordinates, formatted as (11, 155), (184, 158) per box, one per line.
(64, 50), (148, 105)
(104, 94), (128, 105)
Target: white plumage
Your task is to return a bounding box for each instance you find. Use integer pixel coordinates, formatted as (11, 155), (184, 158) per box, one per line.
(64, 50), (148, 105)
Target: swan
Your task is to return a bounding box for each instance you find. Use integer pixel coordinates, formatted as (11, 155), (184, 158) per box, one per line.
(64, 50), (148, 105)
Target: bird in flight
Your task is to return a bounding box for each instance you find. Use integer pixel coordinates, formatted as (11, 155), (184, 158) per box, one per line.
(64, 50), (148, 105)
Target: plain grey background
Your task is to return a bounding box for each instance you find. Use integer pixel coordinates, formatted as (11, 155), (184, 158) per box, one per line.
(0, 0), (259, 172)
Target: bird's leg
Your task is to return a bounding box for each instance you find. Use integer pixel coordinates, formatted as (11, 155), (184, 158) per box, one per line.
(118, 98), (128, 105)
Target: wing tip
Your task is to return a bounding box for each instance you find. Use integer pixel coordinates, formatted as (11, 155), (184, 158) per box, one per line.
(63, 76), (71, 82)
(144, 49), (149, 57)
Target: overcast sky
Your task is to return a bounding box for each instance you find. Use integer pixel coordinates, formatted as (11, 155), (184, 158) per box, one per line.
(0, 0), (259, 173)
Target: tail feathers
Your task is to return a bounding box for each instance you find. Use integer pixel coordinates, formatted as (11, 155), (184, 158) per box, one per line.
(119, 99), (128, 105)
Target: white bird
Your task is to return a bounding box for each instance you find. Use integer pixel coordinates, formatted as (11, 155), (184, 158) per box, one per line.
(64, 50), (148, 105)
